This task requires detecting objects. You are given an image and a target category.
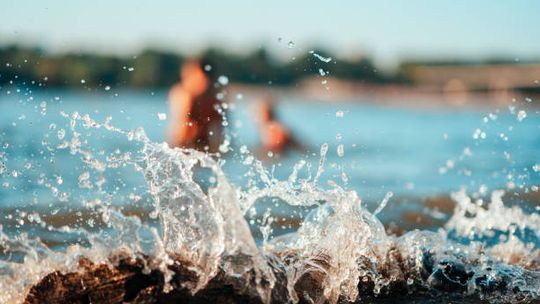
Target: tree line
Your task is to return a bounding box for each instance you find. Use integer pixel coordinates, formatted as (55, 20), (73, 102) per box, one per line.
(0, 45), (401, 89)
(0, 44), (530, 89)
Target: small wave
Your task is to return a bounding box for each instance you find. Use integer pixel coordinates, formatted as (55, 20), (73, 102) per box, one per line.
(0, 113), (538, 303)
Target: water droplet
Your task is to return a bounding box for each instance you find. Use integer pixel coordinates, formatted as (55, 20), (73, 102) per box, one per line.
(337, 144), (345, 157)
(59, 192), (69, 202)
(217, 75), (229, 86)
(320, 143), (329, 157)
(57, 129), (66, 140)
(243, 155), (254, 165)
(517, 110), (527, 122)
(157, 113), (167, 121)
(287, 41), (295, 49)
(472, 128), (485, 140)
(311, 52), (332, 63)
(341, 172), (349, 183)
(219, 140), (231, 153)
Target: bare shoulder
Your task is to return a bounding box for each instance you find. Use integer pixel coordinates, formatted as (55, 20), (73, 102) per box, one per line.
(169, 84), (188, 100)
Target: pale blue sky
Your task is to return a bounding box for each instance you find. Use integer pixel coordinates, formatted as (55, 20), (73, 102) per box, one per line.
(1, 0), (539, 69)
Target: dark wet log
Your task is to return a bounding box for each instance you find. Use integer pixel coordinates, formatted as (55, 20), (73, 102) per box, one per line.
(24, 251), (287, 304)
(24, 248), (536, 304)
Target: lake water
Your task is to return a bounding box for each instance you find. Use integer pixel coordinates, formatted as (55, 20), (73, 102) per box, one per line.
(1, 89), (538, 206)
(1, 87), (539, 303)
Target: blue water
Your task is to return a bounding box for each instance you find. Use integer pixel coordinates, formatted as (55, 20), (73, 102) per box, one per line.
(0, 88), (539, 214)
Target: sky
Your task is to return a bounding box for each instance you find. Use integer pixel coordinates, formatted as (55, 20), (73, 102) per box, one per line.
(1, 0), (539, 70)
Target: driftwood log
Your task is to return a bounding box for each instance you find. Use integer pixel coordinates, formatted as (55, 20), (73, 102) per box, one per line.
(24, 248), (535, 304)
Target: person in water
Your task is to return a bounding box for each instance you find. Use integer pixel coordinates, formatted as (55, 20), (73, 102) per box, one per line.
(167, 59), (224, 152)
(168, 59), (223, 152)
(256, 97), (303, 157)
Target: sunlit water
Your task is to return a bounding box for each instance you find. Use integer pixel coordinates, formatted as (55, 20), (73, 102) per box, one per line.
(0, 88), (539, 303)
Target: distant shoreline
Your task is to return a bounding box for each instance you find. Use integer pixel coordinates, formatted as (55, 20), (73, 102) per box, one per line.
(2, 80), (538, 111)
(231, 79), (540, 110)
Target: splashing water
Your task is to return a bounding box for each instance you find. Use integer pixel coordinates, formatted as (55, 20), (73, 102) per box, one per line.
(0, 112), (539, 304)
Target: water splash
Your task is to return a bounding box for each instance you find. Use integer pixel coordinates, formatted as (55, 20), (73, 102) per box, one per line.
(0, 112), (539, 303)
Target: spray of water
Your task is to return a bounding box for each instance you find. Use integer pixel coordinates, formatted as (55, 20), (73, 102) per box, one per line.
(0, 112), (539, 303)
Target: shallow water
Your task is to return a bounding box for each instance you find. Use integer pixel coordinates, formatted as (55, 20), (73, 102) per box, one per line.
(0, 88), (539, 303)
(1, 90), (538, 203)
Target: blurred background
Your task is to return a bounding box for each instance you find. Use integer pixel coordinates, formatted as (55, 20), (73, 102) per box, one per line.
(1, 1), (539, 237)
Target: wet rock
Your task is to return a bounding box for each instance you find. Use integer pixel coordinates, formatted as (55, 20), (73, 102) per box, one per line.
(24, 252), (287, 304)
(23, 249), (538, 303)
(475, 273), (507, 294)
(427, 260), (473, 292)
